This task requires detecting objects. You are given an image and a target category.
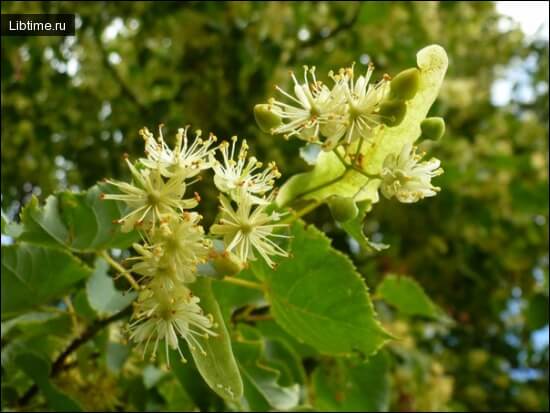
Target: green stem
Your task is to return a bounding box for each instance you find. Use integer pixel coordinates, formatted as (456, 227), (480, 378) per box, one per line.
(333, 148), (350, 169)
(282, 199), (324, 224)
(283, 146), (379, 219)
(100, 250), (141, 291)
(291, 169), (349, 203)
(351, 166), (379, 180)
(334, 147), (379, 180)
(221, 276), (265, 291)
(354, 136), (366, 161)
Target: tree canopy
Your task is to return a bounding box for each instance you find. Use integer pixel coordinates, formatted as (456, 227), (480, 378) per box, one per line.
(1, 2), (548, 412)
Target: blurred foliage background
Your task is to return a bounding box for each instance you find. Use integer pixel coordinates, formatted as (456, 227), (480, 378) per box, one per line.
(1, 1), (548, 411)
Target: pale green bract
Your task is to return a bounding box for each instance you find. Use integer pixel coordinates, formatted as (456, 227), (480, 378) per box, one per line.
(187, 278), (244, 402)
(276, 45), (448, 206)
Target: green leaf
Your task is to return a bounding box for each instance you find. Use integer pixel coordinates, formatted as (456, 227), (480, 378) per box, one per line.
(254, 221), (391, 356)
(86, 258), (136, 317)
(312, 352), (390, 412)
(125, 376), (149, 411)
(157, 378), (196, 412)
(16, 353), (82, 411)
(72, 288), (96, 322)
(277, 45), (448, 206)
(212, 268), (265, 326)
(143, 364), (166, 389)
(106, 341), (130, 374)
(19, 185), (138, 252)
(19, 196), (68, 247)
(187, 277), (244, 402)
(234, 325), (300, 411)
(170, 348), (224, 412)
(1, 210), (22, 238)
(256, 319), (318, 358)
(376, 274), (446, 320)
(1, 244), (91, 317)
(1, 311), (71, 341)
(262, 337), (306, 386)
(341, 201), (389, 252)
(2, 334), (70, 372)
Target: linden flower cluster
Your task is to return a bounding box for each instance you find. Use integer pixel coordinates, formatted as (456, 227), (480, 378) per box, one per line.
(254, 63), (445, 206)
(102, 126), (287, 362)
(209, 137), (289, 268)
(255, 64), (403, 151)
(380, 143), (444, 203)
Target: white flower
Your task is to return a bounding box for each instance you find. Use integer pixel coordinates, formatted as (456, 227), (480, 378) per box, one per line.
(210, 137), (281, 203)
(129, 282), (217, 363)
(337, 64), (390, 146)
(102, 157), (199, 232)
(380, 143), (444, 203)
(129, 213), (210, 283)
(210, 194), (289, 268)
(268, 66), (347, 143)
(140, 126), (217, 178)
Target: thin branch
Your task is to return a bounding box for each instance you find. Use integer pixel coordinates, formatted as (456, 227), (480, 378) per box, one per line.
(333, 148), (379, 180)
(282, 199), (324, 224)
(17, 307), (132, 407)
(100, 250), (141, 291)
(300, 2), (362, 50)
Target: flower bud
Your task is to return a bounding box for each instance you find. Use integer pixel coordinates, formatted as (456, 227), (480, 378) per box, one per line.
(420, 117), (445, 141)
(254, 104), (282, 133)
(379, 100), (407, 127)
(212, 250), (245, 277)
(327, 196), (359, 222)
(389, 68), (420, 100)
